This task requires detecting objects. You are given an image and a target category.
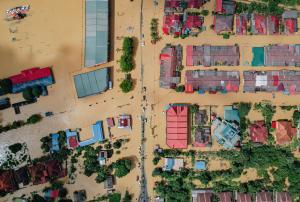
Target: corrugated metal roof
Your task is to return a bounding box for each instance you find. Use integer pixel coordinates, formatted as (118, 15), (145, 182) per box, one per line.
(74, 68), (109, 98)
(85, 0), (109, 67)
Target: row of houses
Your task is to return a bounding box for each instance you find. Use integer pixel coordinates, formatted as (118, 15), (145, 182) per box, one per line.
(165, 104), (297, 149)
(213, 0), (297, 35)
(0, 160), (66, 193)
(191, 190), (292, 202)
(185, 70), (300, 95)
(163, 0), (207, 36)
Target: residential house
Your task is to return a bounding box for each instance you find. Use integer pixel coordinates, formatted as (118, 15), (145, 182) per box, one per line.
(117, 114), (132, 129)
(243, 70), (300, 94)
(256, 192), (272, 202)
(66, 129), (79, 149)
(194, 110), (208, 125)
(282, 11), (298, 34)
(219, 192), (232, 202)
(104, 176), (114, 190)
(187, 0), (206, 8)
(249, 121), (268, 144)
(164, 158), (184, 171)
(224, 105), (240, 123)
(216, 0), (236, 14)
(159, 45), (182, 89)
(166, 105), (188, 148)
(193, 127), (211, 147)
(214, 15), (234, 34)
(0, 170), (17, 192)
(236, 192), (252, 202)
(51, 133), (60, 152)
(185, 70), (240, 93)
(192, 190), (213, 202)
(194, 161), (206, 170)
(183, 14), (204, 35)
(264, 44), (300, 67)
(44, 160), (67, 181)
(186, 45), (240, 67)
(236, 13), (248, 35)
(267, 16), (280, 35)
(273, 121), (297, 145)
(212, 118), (240, 149)
(162, 14), (182, 36)
(164, 0), (183, 13)
(251, 14), (267, 35)
(98, 150), (108, 166)
(28, 163), (48, 185)
(13, 166), (30, 188)
(275, 192), (292, 202)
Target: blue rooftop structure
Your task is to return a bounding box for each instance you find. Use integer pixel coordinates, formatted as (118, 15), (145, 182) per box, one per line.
(224, 106), (240, 123)
(85, 0), (109, 67)
(195, 161), (206, 170)
(74, 68), (110, 98)
(164, 158), (175, 171)
(79, 121), (104, 147)
(51, 133), (60, 152)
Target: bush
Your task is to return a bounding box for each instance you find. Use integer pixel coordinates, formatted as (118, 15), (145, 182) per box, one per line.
(175, 85), (185, 92)
(222, 33), (230, 39)
(104, 143), (112, 149)
(201, 10), (209, 16)
(113, 140), (122, 149)
(189, 104), (199, 114)
(123, 190), (132, 202)
(123, 37), (134, 55)
(27, 114), (42, 124)
(119, 76), (133, 93)
(32, 86), (42, 98)
(22, 88), (34, 101)
(8, 143), (23, 154)
(120, 55), (134, 72)
(108, 193), (122, 202)
(152, 157), (161, 165)
(0, 79), (12, 94)
(113, 159), (132, 178)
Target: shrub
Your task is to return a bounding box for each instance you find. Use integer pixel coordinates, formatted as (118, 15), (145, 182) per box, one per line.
(123, 190), (132, 202)
(0, 79), (12, 94)
(27, 114), (42, 124)
(123, 37), (134, 55)
(222, 33), (230, 39)
(119, 76), (133, 93)
(108, 193), (121, 202)
(175, 85), (185, 92)
(113, 159), (132, 178)
(32, 86), (42, 98)
(189, 104), (199, 114)
(104, 142), (112, 149)
(8, 143), (23, 154)
(113, 140), (122, 149)
(120, 55), (134, 72)
(201, 10), (209, 16)
(22, 88), (34, 100)
(152, 157), (161, 165)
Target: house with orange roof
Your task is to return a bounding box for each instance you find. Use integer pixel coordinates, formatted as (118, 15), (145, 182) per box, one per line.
(166, 104), (188, 149)
(249, 121), (268, 144)
(272, 120), (297, 145)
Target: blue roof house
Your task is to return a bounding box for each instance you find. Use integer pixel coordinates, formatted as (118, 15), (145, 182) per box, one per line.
(50, 133), (60, 152)
(195, 161), (206, 170)
(79, 121), (105, 147)
(212, 118), (240, 149)
(224, 106), (240, 123)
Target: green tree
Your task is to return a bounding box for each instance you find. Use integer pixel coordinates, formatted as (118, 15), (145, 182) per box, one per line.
(123, 190), (132, 202)
(32, 86), (42, 98)
(189, 104), (199, 114)
(292, 110), (300, 126)
(113, 140), (122, 149)
(175, 85), (185, 92)
(238, 102), (252, 118)
(27, 114), (42, 124)
(22, 88), (34, 101)
(119, 76), (133, 93)
(0, 78), (12, 94)
(123, 37), (134, 55)
(8, 143), (23, 154)
(201, 10), (209, 16)
(120, 55), (134, 72)
(113, 159), (132, 178)
(108, 193), (122, 202)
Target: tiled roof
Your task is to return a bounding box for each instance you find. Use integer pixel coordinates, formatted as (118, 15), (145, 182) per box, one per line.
(249, 121), (268, 144)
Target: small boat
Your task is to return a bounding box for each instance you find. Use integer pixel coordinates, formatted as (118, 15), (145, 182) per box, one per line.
(6, 5), (30, 20)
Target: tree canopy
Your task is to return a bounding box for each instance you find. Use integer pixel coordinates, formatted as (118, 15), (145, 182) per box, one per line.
(113, 159), (132, 178)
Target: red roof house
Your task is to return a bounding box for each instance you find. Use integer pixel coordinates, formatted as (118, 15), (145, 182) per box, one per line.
(274, 121), (297, 145)
(187, 0), (205, 8)
(184, 15), (203, 30)
(236, 14), (248, 35)
(166, 105), (188, 149)
(163, 14), (182, 36)
(236, 193), (252, 202)
(0, 170), (17, 192)
(214, 14), (234, 34)
(251, 14), (267, 35)
(256, 192), (273, 202)
(282, 11), (298, 34)
(9, 67), (52, 85)
(267, 16), (280, 35)
(28, 163), (48, 185)
(164, 0), (182, 12)
(45, 160), (67, 180)
(249, 121), (268, 144)
(216, 0), (236, 14)
(275, 192), (292, 202)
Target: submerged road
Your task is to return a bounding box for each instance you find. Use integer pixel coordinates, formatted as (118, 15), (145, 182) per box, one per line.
(138, 0), (149, 201)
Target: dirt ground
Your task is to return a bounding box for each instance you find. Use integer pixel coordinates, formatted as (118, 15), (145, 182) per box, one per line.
(0, 0), (300, 201)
